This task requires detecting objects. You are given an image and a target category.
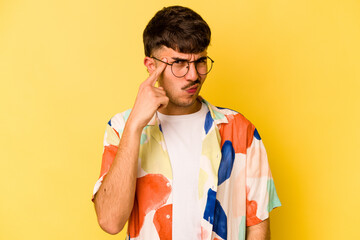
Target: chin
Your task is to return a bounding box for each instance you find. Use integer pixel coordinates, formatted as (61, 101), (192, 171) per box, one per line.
(171, 95), (198, 108)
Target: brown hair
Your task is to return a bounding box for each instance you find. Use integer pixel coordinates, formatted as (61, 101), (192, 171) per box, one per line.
(143, 6), (211, 57)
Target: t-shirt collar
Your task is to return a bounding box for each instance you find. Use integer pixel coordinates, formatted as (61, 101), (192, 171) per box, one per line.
(146, 96), (228, 126)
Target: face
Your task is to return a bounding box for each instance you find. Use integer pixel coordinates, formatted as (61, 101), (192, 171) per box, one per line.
(145, 46), (208, 114)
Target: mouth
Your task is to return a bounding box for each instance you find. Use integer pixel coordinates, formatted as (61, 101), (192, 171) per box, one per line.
(184, 84), (199, 94)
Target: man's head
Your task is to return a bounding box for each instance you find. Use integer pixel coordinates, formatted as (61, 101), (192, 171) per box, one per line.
(143, 6), (212, 114)
(143, 6), (211, 57)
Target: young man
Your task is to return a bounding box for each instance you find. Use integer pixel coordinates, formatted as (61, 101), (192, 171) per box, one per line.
(92, 6), (281, 240)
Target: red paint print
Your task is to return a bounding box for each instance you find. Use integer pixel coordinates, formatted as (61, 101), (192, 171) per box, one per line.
(153, 204), (172, 240)
(128, 174), (171, 237)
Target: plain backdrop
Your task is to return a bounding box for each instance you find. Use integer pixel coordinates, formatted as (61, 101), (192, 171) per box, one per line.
(1, 0), (359, 239)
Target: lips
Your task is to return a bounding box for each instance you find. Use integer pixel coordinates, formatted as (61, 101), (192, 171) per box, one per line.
(185, 85), (198, 94)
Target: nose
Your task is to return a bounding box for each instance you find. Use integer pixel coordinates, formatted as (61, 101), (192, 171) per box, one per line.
(184, 62), (199, 81)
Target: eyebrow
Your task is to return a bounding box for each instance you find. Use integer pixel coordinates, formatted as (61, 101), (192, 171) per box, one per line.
(171, 57), (188, 61)
(171, 56), (207, 62)
(196, 56), (207, 61)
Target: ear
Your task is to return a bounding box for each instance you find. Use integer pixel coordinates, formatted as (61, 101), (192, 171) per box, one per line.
(144, 57), (156, 74)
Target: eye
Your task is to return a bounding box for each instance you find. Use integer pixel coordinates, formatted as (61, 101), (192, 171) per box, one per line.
(196, 57), (207, 63)
(173, 60), (186, 64)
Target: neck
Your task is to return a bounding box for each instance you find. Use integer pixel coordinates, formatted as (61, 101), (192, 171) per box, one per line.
(158, 99), (202, 115)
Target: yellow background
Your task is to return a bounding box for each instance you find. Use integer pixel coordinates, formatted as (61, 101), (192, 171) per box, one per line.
(1, 0), (359, 239)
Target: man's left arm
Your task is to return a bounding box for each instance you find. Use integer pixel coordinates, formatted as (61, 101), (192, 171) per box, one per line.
(246, 218), (270, 240)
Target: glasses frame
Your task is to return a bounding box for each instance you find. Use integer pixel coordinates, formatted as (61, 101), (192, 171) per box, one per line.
(151, 56), (214, 78)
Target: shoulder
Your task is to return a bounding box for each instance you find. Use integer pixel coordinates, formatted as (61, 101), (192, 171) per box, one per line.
(215, 106), (254, 130)
(107, 109), (132, 131)
(202, 98), (256, 138)
(215, 106), (257, 152)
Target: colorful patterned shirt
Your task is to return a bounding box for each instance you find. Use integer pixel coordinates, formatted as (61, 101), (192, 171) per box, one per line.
(93, 98), (281, 240)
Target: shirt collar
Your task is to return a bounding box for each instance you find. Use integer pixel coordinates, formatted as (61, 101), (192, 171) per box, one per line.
(199, 96), (229, 125)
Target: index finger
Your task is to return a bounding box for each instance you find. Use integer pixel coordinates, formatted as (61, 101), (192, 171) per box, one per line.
(146, 58), (168, 86)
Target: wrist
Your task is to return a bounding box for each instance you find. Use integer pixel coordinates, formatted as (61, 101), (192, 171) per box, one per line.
(124, 117), (145, 135)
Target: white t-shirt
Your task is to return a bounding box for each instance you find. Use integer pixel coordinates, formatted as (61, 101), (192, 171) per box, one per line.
(157, 103), (208, 240)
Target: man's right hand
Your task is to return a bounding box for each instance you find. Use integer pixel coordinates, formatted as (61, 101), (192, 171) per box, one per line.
(127, 58), (169, 130)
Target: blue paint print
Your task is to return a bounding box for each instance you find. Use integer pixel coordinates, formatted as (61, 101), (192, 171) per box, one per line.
(254, 128), (261, 140)
(213, 199), (227, 239)
(218, 140), (235, 185)
(159, 124), (163, 133)
(204, 111), (213, 134)
(203, 188), (217, 224)
(108, 119), (112, 126)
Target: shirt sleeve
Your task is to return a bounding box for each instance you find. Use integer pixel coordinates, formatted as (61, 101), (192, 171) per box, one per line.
(92, 113), (125, 200)
(245, 128), (281, 226)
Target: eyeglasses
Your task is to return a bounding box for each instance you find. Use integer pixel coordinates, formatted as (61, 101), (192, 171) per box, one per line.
(151, 56), (214, 78)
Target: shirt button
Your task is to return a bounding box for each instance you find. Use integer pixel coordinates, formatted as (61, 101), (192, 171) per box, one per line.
(166, 214), (170, 219)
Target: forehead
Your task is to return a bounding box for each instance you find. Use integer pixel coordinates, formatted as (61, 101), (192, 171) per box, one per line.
(154, 46), (207, 59)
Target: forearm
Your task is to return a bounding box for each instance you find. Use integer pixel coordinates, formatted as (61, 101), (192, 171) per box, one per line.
(94, 121), (142, 234)
(246, 218), (270, 240)
(94, 58), (168, 234)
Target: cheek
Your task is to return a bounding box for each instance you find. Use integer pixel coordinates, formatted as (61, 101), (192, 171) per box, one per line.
(160, 73), (179, 90)
(163, 67), (173, 79)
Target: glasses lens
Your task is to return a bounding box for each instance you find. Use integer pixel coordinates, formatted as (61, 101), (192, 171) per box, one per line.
(196, 57), (213, 75)
(172, 61), (188, 77)
(170, 57), (213, 77)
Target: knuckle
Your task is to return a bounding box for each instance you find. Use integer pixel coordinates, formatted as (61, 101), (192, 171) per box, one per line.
(144, 85), (152, 92)
(139, 82), (147, 89)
